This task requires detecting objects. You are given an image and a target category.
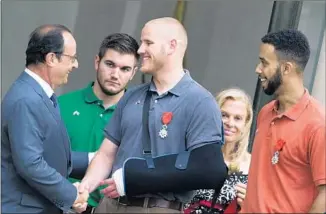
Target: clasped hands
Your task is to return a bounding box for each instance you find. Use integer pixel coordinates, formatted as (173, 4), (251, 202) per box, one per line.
(72, 182), (89, 213)
(71, 177), (121, 213)
(71, 168), (125, 213)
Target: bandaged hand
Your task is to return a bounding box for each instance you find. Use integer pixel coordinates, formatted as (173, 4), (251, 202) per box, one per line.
(72, 182), (89, 213)
(100, 168), (125, 198)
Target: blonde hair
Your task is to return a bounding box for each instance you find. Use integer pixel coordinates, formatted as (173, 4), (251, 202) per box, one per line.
(216, 88), (253, 162)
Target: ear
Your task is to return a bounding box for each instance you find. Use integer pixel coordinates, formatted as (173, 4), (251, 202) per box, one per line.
(130, 66), (138, 80)
(282, 62), (294, 75)
(45, 52), (58, 67)
(94, 55), (100, 71)
(167, 39), (177, 55)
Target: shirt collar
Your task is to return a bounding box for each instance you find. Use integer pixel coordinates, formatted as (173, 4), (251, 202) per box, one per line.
(83, 82), (100, 103)
(83, 82), (117, 110)
(273, 89), (311, 121)
(149, 69), (192, 96)
(25, 68), (54, 98)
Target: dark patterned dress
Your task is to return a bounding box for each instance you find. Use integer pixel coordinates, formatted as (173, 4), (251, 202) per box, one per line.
(184, 172), (248, 214)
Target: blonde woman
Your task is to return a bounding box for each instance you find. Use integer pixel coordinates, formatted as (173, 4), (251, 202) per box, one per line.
(184, 88), (253, 214)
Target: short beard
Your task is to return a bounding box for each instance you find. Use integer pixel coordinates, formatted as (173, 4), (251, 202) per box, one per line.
(96, 72), (124, 96)
(263, 66), (282, 96)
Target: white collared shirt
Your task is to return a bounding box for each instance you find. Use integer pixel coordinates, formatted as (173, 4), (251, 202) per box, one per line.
(25, 68), (54, 98)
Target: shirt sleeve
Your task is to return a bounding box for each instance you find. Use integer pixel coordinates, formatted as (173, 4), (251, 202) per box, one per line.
(186, 96), (224, 149)
(103, 88), (137, 146)
(309, 125), (326, 186)
(103, 98), (124, 146)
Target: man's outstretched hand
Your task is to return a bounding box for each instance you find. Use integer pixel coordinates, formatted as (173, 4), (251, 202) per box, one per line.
(72, 182), (89, 213)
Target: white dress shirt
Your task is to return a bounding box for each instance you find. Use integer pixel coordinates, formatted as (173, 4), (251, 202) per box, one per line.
(25, 68), (54, 98)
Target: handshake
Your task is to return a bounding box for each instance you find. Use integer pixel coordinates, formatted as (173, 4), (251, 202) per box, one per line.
(69, 168), (125, 213)
(71, 182), (90, 213)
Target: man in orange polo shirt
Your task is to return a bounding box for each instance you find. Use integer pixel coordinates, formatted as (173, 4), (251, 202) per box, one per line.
(242, 29), (325, 213)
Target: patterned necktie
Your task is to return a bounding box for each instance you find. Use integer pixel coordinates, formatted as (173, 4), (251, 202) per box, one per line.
(50, 94), (58, 108)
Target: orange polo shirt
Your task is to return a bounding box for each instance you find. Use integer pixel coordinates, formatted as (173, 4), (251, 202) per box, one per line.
(242, 90), (325, 213)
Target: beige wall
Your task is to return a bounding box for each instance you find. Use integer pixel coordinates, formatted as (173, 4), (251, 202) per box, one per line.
(312, 29), (325, 106)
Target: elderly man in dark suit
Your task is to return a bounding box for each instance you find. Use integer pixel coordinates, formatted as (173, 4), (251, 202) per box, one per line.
(1, 24), (88, 214)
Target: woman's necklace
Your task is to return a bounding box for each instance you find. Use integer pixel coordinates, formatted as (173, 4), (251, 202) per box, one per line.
(227, 161), (240, 174)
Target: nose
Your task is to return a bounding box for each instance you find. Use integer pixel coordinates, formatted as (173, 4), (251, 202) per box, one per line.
(110, 67), (119, 78)
(255, 63), (261, 75)
(137, 44), (145, 55)
(74, 59), (79, 69)
(223, 118), (231, 128)
(225, 118), (235, 128)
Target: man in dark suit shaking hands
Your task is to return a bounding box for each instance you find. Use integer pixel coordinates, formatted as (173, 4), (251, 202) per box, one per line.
(1, 24), (88, 214)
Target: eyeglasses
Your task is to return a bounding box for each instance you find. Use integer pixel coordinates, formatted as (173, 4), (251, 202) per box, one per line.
(54, 52), (78, 63)
(61, 53), (78, 63)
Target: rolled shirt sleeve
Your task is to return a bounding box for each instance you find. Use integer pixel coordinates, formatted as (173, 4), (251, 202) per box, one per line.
(104, 89), (132, 147)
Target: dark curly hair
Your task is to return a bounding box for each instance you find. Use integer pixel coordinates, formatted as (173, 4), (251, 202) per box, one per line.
(261, 29), (310, 71)
(98, 33), (139, 61)
(25, 24), (72, 67)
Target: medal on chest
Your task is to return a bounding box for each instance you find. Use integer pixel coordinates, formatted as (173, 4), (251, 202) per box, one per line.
(271, 139), (286, 165)
(159, 112), (173, 139)
(271, 151), (280, 164)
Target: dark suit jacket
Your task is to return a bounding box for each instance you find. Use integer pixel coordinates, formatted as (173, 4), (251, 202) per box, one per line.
(1, 72), (78, 213)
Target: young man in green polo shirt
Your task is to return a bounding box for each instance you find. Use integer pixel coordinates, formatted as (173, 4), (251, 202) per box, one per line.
(58, 33), (139, 213)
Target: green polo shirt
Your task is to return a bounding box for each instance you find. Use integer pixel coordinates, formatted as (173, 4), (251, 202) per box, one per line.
(58, 82), (116, 207)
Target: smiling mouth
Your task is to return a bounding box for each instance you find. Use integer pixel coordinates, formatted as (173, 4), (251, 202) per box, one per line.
(224, 130), (234, 135)
(142, 56), (151, 61)
(259, 76), (267, 83)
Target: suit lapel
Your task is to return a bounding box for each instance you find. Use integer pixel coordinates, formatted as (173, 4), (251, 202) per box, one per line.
(19, 72), (71, 163)
(19, 72), (60, 122)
